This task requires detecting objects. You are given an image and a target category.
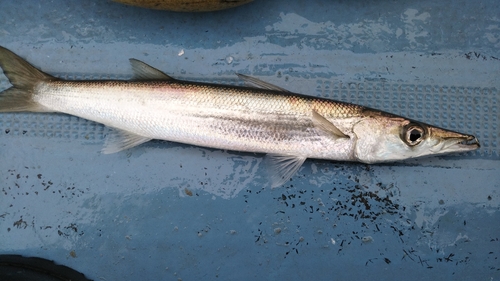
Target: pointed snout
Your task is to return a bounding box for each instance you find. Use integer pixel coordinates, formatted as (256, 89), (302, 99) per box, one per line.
(429, 127), (480, 151)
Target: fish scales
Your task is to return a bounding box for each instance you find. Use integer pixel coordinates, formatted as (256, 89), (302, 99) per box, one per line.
(35, 80), (363, 160)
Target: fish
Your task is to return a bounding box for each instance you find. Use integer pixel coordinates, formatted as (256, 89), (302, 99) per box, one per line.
(0, 46), (480, 187)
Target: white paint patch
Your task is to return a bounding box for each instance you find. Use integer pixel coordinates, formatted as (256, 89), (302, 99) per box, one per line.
(401, 9), (431, 47)
(396, 28), (403, 38)
(484, 24), (500, 47)
(362, 236), (373, 243)
(413, 206), (449, 229)
(265, 12), (395, 51)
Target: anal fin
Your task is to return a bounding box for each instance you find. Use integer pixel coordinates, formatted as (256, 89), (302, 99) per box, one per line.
(102, 128), (152, 154)
(264, 154), (307, 188)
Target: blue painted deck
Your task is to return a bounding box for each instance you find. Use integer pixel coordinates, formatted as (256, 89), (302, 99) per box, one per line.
(0, 0), (499, 280)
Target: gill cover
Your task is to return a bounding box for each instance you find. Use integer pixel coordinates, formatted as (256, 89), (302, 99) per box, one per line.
(352, 117), (415, 163)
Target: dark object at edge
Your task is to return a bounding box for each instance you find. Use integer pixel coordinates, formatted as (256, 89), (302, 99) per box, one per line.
(0, 255), (92, 281)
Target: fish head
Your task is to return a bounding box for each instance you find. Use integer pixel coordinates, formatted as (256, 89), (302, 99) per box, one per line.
(352, 112), (480, 164)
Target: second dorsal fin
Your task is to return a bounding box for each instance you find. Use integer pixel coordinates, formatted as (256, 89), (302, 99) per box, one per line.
(236, 73), (290, 92)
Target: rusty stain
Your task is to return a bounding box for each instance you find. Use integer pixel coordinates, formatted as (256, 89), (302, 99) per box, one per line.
(184, 188), (193, 196)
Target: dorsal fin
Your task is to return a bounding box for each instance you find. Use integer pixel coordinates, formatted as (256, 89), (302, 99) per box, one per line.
(236, 73), (290, 92)
(129, 59), (174, 80)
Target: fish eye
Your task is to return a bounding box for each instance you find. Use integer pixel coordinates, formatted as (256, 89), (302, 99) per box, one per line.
(404, 125), (425, 146)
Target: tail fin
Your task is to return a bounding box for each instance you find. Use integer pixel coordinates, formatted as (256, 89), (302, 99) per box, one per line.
(0, 46), (55, 112)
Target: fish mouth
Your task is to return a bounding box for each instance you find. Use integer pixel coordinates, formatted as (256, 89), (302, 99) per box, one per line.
(431, 134), (480, 153)
(458, 135), (480, 148)
(429, 127), (480, 153)
(451, 135), (480, 151)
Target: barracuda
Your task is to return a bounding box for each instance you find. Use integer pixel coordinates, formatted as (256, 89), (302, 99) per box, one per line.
(0, 46), (480, 187)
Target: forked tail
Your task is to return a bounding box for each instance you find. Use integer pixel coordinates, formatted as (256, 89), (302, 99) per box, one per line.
(0, 46), (55, 112)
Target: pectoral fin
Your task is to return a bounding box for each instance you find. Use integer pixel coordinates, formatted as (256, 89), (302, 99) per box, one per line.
(236, 74), (290, 92)
(129, 59), (174, 80)
(102, 128), (152, 154)
(311, 110), (349, 139)
(264, 154), (307, 188)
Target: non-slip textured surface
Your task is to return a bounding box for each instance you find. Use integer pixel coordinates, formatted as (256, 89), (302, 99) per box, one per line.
(1, 77), (497, 158)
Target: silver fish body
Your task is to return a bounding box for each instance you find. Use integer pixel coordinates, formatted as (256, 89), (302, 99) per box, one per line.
(35, 79), (362, 160)
(0, 46), (480, 187)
